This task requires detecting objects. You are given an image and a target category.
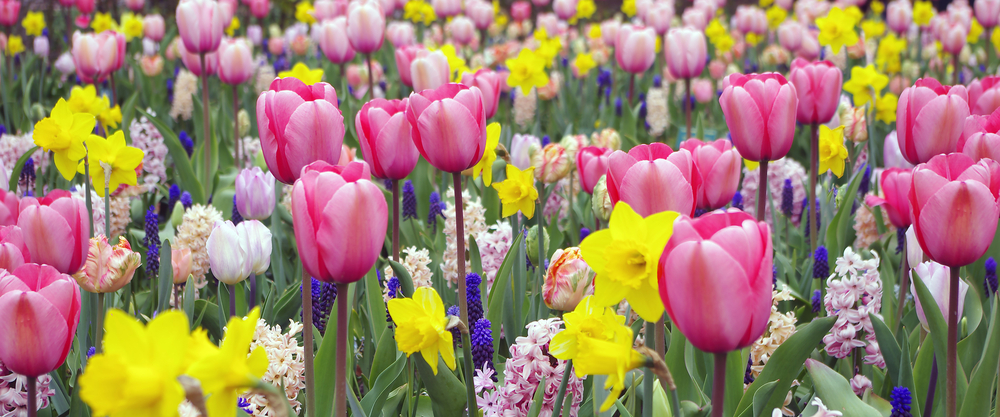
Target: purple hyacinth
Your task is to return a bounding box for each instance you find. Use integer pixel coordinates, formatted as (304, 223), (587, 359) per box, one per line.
(402, 180), (418, 220)
(180, 191), (193, 209)
(731, 192), (744, 210)
(743, 357), (754, 384)
(812, 290), (822, 313)
(813, 246), (829, 279)
(385, 276), (401, 322)
(231, 195), (244, 225)
(780, 179), (794, 217)
(471, 318), (496, 379)
(19, 157), (35, 197)
(896, 228), (906, 254)
(169, 184), (181, 210)
(145, 206), (160, 275)
(985, 257), (998, 296)
(178, 131), (194, 157)
(579, 227), (591, 242)
(446, 305), (461, 343)
(694, 208), (708, 217)
(541, 135), (551, 147)
(428, 192), (444, 234)
(859, 164), (872, 196)
(890, 387), (912, 417)
(466, 273), (484, 333)
(615, 97), (622, 116)
(238, 397), (254, 414)
(301, 278), (337, 335)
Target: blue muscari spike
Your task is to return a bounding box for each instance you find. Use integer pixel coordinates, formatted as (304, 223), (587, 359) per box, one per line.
(402, 180), (418, 220)
(731, 192), (744, 210)
(145, 206), (161, 275)
(890, 387), (912, 417)
(985, 257), (998, 295)
(579, 227), (591, 242)
(180, 192), (193, 209)
(471, 318), (496, 379)
(813, 246), (829, 279)
(428, 192), (444, 234)
(812, 290), (822, 313)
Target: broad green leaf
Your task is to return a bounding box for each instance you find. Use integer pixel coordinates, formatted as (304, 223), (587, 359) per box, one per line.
(361, 353), (407, 417)
(805, 359), (882, 416)
(959, 299), (1000, 417)
(157, 240), (173, 313)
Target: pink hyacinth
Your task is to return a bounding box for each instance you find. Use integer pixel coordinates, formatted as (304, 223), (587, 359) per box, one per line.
(491, 318), (583, 417)
(821, 247), (885, 368)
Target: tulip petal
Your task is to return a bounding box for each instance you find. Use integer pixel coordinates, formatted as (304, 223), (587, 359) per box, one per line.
(316, 181), (388, 282)
(415, 99), (482, 172)
(915, 180), (999, 267)
(284, 100), (345, 174)
(18, 206), (73, 274)
(721, 87), (766, 161)
(913, 95), (969, 162)
(0, 291), (70, 376)
(618, 160), (695, 217)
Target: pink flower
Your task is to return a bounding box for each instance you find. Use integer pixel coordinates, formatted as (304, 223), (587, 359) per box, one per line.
(719, 72), (799, 162)
(318, 17), (356, 65)
(864, 167), (913, 228)
(461, 68), (502, 119)
(576, 146), (612, 194)
(346, 0), (385, 54)
(910, 261), (969, 329)
(680, 139), (742, 211)
(0, 226), (29, 272)
(405, 83), (487, 173)
(175, 0), (226, 54)
(217, 38), (253, 85)
(887, 0), (912, 33)
(410, 49), (451, 93)
(143, 14), (166, 42)
(542, 248), (594, 311)
(789, 58), (842, 124)
(0, 0), (20, 27)
(17, 191), (89, 275)
(615, 24), (657, 74)
(0, 264), (81, 377)
(896, 78), (970, 165)
(967, 77), (1000, 115)
(663, 27), (707, 79)
(606, 143), (697, 217)
(71, 31), (126, 84)
(394, 44), (421, 87)
(72, 235), (141, 293)
(355, 98), (419, 180)
(386, 21), (416, 47)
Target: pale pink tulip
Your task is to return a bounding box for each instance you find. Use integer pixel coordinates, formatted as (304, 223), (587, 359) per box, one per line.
(615, 24), (657, 74)
(410, 49), (450, 93)
(789, 58), (842, 124)
(318, 17), (356, 64)
(217, 38), (253, 85)
(71, 31), (126, 84)
(664, 27), (707, 79)
(346, 0), (385, 54)
(175, 0), (226, 54)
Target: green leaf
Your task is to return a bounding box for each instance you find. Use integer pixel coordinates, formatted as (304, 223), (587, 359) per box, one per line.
(136, 108), (205, 204)
(959, 299), (1000, 417)
(413, 354), (467, 417)
(825, 169), (864, 256)
(270, 285), (303, 331)
(183, 279), (196, 323)
(751, 381), (778, 417)
(666, 327), (701, 403)
(911, 272), (951, 396)
(157, 240), (173, 313)
(365, 268), (387, 346)
(487, 229), (524, 358)
(870, 314), (913, 394)
(389, 259), (415, 298)
(9, 145), (39, 192)
(805, 359), (882, 416)
(193, 299), (223, 340)
(361, 353), (407, 417)
(315, 292), (343, 417)
(527, 376), (548, 417)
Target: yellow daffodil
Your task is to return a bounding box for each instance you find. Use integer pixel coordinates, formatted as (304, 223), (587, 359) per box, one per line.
(744, 158), (759, 170)
(187, 308), (268, 417)
(968, 18), (984, 43)
(588, 24), (602, 40)
(279, 62), (324, 84)
(570, 0), (596, 24)
(876, 92), (898, 124)
(226, 17), (241, 37)
(816, 7), (860, 53)
(875, 34), (907, 73)
(505, 49), (550, 94)
(80, 130), (144, 195)
(295, 1), (317, 24)
(492, 165), (539, 219)
(33, 98), (94, 180)
(818, 125), (848, 177)
(871, 0), (885, 14)
(5, 35), (24, 55)
(550, 296), (628, 360)
(387, 287), (456, 374)
(67, 85), (122, 131)
(766, 6), (787, 30)
(91, 12), (116, 33)
(472, 123), (502, 186)
(79, 310), (193, 417)
(843, 65), (888, 107)
(861, 19), (886, 39)
(404, 0), (437, 25)
(621, 0), (637, 17)
(573, 53), (596, 77)
(844, 6), (864, 24)
(746, 33), (765, 46)
(579, 202), (679, 322)
(99, 106), (123, 131)
(914, 1), (934, 26)
(655, 36), (662, 53)
(21, 11), (45, 37)
(121, 13), (144, 41)
(993, 28), (1000, 54)
(705, 19), (727, 40)
(533, 29), (562, 67)
(759, 0), (773, 7)
(712, 32), (735, 53)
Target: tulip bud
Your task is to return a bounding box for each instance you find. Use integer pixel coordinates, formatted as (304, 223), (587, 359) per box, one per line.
(241, 220), (272, 276)
(532, 143), (571, 183)
(206, 220), (252, 285)
(840, 106), (868, 142)
(170, 201), (185, 226)
(591, 175), (613, 221)
(526, 225), (550, 267)
(910, 261), (969, 330)
(73, 235), (142, 293)
(542, 247), (594, 311)
(235, 167), (276, 220)
(34, 36), (49, 57)
(172, 245), (193, 284)
(238, 109), (251, 137)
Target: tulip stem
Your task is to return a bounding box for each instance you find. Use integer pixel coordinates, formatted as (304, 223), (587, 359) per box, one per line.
(392, 180), (400, 262)
(628, 74), (635, 105)
(26, 376), (36, 417)
(109, 72), (117, 106)
(366, 54), (376, 100)
(925, 356), (938, 417)
(233, 85), (241, 169)
(228, 283), (236, 317)
(302, 271), (316, 417)
(756, 160), (769, 222)
(96, 292), (105, 353)
(809, 123), (818, 255)
(946, 266), (959, 417)
(200, 53), (211, 196)
(953, 53), (960, 85)
(685, 78), (692, 139)
(552, 360), (573, 417)
(655, 317), (665, 357)
(896, 226), (910, 332)
(335, 282), (349, 417)
(452, 172), (480, 417)
(711, 352), (726, 417)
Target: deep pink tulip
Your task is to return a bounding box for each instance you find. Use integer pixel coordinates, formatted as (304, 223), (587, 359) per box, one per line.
(615, 24), (657, 74)
(909, 153), (1000, 267)
(405, 83), (487, 173)
(664, 28), (707, 80)
(777, 20), (804, 51)
(864, 168), (913, 228)
(967, 77), (1000, 115)
(977, 0), (1000, 28)
(256, 77), (345, 184)
(467, 1), (494, 30)
(176, 0), (226, 54)
(75, 0), (93, 14)
(356, 98), (419, 180)
(125, 0), (144, 11)
(645, 2), (674, 35)
(887, 1), (912, 33)
(318, 17), (356, 65)
(0, 264), (81, 377)
(461, 68), (501, 119)
(576, 146), (613, 194)
(347, 0), (385, 54)
(410, 49), (450, 93)
(658, 209), (772, 353)
(789, 58), (843, 124)
(719, 73), (799, 162)
(218, 38), (253, 85)
(553, 0), (577, 20)
(960, 109), (1000, 162)
(17, 191), (88, 275)
(143, 14), (165, 42)
(680, 139), (742, 211)
(0, 189), (18, 226)
(511, 1), (531, 21)
(179, 42), (218, 76)
(248, 0), (270, 19)
(897, 78), (971, 165)
(0, 0), (19, 27)
(449, 16), (476, 46)
(606, 143), (697, 217)
(394, 45), (421, 87)
(0, 226), (29, 272)
(386, 22), (416, 47)
(71, 31), (126, 84)
(291, 161), (387, 283)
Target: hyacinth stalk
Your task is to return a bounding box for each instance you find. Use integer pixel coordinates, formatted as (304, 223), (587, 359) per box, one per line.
(451, 172), (479, 416)
(302, 270), (316, 417)
(200, 53), (211, 192)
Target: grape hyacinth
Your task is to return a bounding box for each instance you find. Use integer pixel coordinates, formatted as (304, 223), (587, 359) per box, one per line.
(178, 131), (194, 157)
(428, 191), (444, 234)
(301, 278), (337, 335)
(813, 246), (829, 279)
(890, 387), (912, 417)
(180, 191), (193, 209)
(145, 206), (160, 275)
(743, 357), (754, 384)
(859, 164), (871, 196)
(169, 184), (181, 210)
(446, 305), (461, 343)
(237, 397), (254, 414)
(985, 257), (998, 296)
(780, 179), (793, 217)
(471, 318), (495, 378)
(812, 290), (822, 313)
(402, 180), (417, 220)
(896, 227), (905, 254)
(467, 273), (484, 332)
(731, 192), (743, 210)
(18, 157), (35, 196)
(579, 227), (590, 242)
(231, 195), (244, 225)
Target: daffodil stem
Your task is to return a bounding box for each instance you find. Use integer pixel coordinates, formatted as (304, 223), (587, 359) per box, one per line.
(756, 160), (768, 222)
(655, 317), (665, 357)
(644, 320), (657, 417)
(200, 53), (211, 196)
(302, 270), (316, 417)
(109, 73), (118, 106)
(809, 123), (818, 255)
(104, 187), (111, 240)
(26, 376), (36, 417)
(552, 359), (573, 417)
(335, 282), (349, 417)
(83, 156), (95, 238)
(392, 180), (400, 262)
(711, 352), (726, 417)
(896, 227), (909, 332)
(946, 266), (959, 417)
(96, 292), (105, 353)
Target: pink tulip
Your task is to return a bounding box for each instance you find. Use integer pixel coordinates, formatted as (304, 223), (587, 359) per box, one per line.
(356, 98), (419, 180)
(0, 264), (81, 377)
(467, 1), (494, 30)
(645, 2), (674, 35)
(267, 37), (284, 55)
(777, 20), (804, 51)
(789, 58), (843, 124)
(256, 77), (345, 184)
(682, 7), (710, 30)
(615, 24), (657, 74)
(542, 247), (594, 311)
(217, 38), (253, 85)
(797, 31), (821, 60)
(864, 167), (913, 228)
(909, 261), (969, 329)
(235, 167), (276, 220)
(314, 0), (346, 20)
(967, 77), (1000, 115)
(634, 0), (652, 19)
(735, 5), (768, 35)
(532, 0), (549, 6)
(143, 14), (165, 42)
(0, 0), (19, 27)
(511, 1), (531, 22)
(247, 24), (263, 45)
(291, 161), (387, 283)
(17, 191), (88, 275)
(318, 17), (356, 65)
(553, 0), (577, 20)
(601, 19), (621, 46)
(432, 0), (461, 17)
(0, 226), (29, 272)
(536, 13), (564, 37)
(71, 31), (126, 84)
(691, 79), (713, 103)
(406, 83), (487, 173)
(386, 21), (416, 47)
(179, 42), (218, 76)
(176, 0), (226, 54)
(884, 130), (915, 169)
(0, 189), (17, 227)
(73, 235), (141, 293)
(125, 0), (144, 11)
(680, 139), (741, 211)
(449, 16), (476, 46)
(606, 143), (697, 217)
(207, 220), (252, 284)
(75, 0), (93, 14)
(663, 28), (707, 80)
(909, 153), (1000, 267)
(218, 0), (237, 23)
(347, 0), (385, 54)
(576, 146), (612, 194)
(172, 246), (193, 284)
(977, 0), (1000, 28)
(248, 0), (270, 19)
(461, 68), (501, 119)
(658, 209), (772, 353)
(960, 109), (1000, 162)
(719, 73), (799, 162)
(394, 44), (421, 87)
(939, 21), (968, 55)
(410, 49), (450, 93)
(897, 78), (971, 165)
(887, 0), (912, 34)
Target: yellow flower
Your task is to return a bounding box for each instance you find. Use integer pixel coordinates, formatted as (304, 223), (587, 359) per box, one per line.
(570, 0), (596, 24)
(968, 18), (984, 43)
(579, 202), (679, 322)
(705, 19), (726, 40)
(404, 0), (437, 25)
(67, 85), (122, 131)
(33, 98), (94, 180)
(21, 11), (45, 37)
(816, 7), (860, 53)
(79, 130), (144, 196)
(387, 287), (456, 374)
(91, 12), (116, 33)
(759, 0), (773, 7)
(550, 296), (628, 360)
(818, 125), (848, 177)
(121, 13), (144, 41)
(875, 34), (907, 73)
(861, 19), (886, 39)
(876, 92), (898, 124)
(766, 6), (787, 30)
(712, 32), (735, 53)
(993, 27), (1000, 54)
(622, 0), (636, 17)
(295, 1), (317, 24)
(573, 53), (596, 77)
(472, 123), (502, 186)
(79, 310), (193, 417)
(5, 35), (24, 55)
(744, 158), (759, 170)
(187, 308), (268, 417)
(588, 24), (602, 40)
(746, 33), (765, 46)
(871, 0), (885, 14)
(279, 62), (324, 84)
(505, 48), (550, 94)
(914, 1), (935, 26)
(492, 164), (539, 219)
(532, 28), (562, 67)
(226, 16), (241, 37)
(842, 64), (888, 107)
(844, 6), (864, 24)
